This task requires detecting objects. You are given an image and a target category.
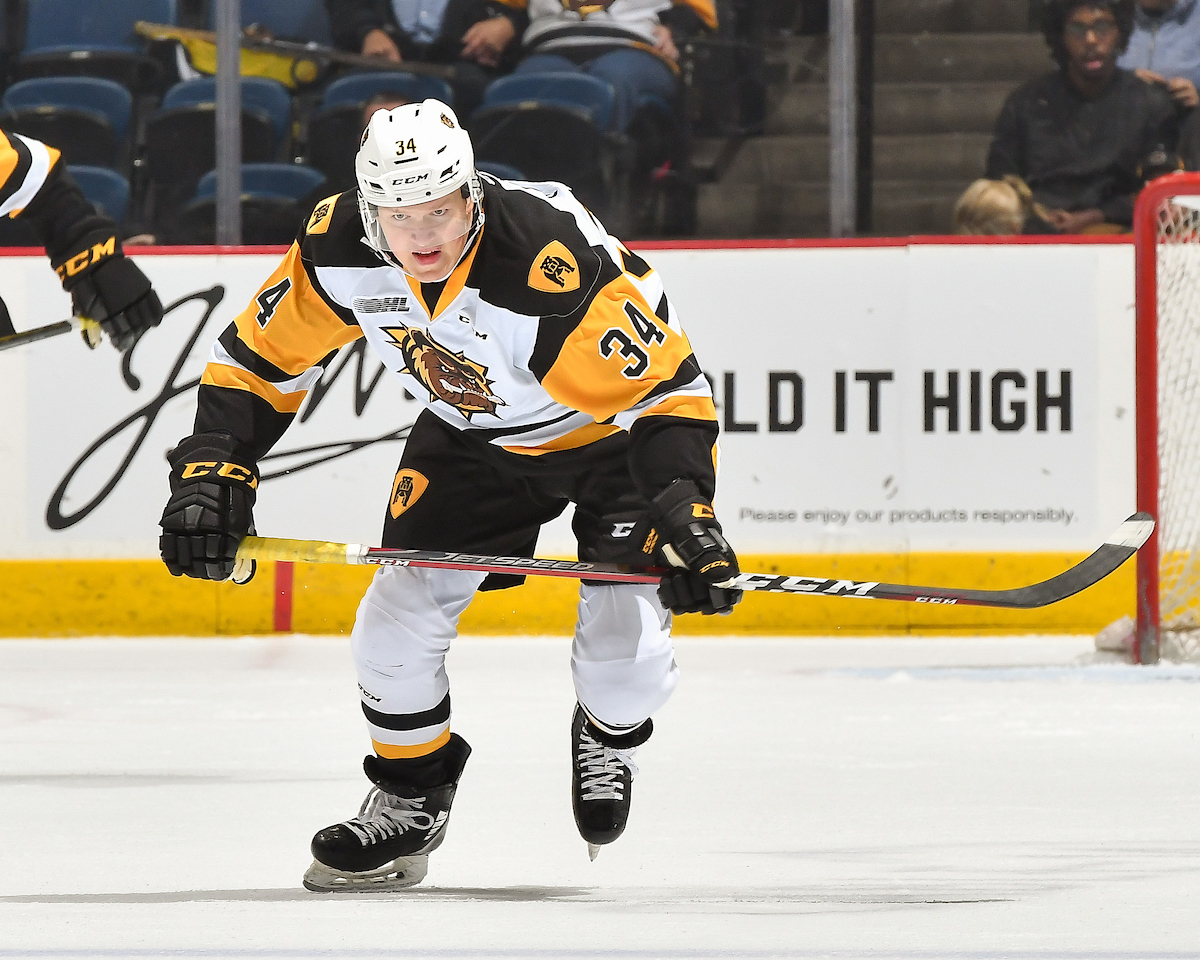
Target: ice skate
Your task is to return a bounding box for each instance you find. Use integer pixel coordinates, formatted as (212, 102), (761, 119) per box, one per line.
(570, 704), (652, 859)
(303, 733), (470, 892)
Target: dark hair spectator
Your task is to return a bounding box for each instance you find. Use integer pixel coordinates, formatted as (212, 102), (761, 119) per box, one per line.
(362, 90), (412, 128)
(985, 0), (1176, 232)
(324, 0), (529, 115)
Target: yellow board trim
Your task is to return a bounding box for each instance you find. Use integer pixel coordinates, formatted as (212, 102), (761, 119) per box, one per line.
(0, 552), (1135, 637)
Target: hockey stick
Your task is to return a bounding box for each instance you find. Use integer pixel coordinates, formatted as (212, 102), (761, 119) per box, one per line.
(235, 512), (1153, 609)
(0, 316), (100, 352)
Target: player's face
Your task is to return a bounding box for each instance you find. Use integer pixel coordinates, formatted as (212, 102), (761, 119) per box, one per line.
(377, 192), (474, 282)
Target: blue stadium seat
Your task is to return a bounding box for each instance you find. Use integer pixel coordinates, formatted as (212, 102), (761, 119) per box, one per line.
(16, 0), (175, 93)
(68, 166), (130, 224)
(192, 164), (327, 204)
(161, 77), (292, 146)
(177, 163), (327, 245)
(468, 73), (631, 227)
(211, 0), (333, 46)
(481, 73), (616, 131)
(1, 77), (133, 167)
(321, 72), (454, 110)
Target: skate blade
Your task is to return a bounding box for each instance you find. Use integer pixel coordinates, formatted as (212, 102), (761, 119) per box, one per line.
(587, 843), (602, 861)
(302, 855), (429, 892)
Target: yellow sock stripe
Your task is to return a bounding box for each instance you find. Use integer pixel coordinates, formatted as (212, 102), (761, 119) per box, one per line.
(372, 730), (451, 759)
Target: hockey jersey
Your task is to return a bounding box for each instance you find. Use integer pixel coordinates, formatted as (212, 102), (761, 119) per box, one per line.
(195, 176), (719, 500)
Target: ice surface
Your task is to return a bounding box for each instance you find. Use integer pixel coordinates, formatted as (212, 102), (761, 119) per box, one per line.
(1, 634), (1199, 959)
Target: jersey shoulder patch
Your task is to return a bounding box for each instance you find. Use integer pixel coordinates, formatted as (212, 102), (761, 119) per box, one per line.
(305, 193), (340, 234)
(300, 191), (379, 269)
(527, 240), (580, 293)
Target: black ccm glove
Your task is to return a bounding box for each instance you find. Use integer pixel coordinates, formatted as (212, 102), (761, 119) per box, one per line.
(648, 479), (742, 616)
(159, 434), (258, 582)
(52, 230), (163, 351)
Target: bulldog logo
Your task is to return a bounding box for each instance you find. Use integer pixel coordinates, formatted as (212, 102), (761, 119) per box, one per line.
(382, 325), (505, 419)
(528, 241), (580, 293)
(390, 468), (428, 519)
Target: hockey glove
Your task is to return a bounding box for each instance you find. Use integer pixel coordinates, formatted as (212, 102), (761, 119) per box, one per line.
(648, 479), (742, 616)
(51, 229), (163, 352)
(159, 433), (258, 582)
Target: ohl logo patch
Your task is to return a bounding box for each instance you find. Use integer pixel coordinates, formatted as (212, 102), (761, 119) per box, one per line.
(390, 469), (429, 519)
(381, 325), (505, 419)
(528, 241), (580, 293)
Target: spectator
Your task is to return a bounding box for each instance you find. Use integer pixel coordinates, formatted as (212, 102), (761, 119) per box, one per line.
(953, 176), (1056, 235)
(514, 1), (717, 132)
(1118, 0), (1200, 110)
(324, 0), (528, 114)
(985, 0), (1177, 232)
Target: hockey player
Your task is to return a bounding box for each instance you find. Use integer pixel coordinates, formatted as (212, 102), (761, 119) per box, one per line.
(0, 130), (163, 350)
(157, 100), (740, 890)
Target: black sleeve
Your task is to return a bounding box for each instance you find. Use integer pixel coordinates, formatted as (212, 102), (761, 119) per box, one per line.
(324, 0), (395, 52)
(15, 163), (116, 265)
(985, 89), (1026, 179)
(628, 416), (719, 503)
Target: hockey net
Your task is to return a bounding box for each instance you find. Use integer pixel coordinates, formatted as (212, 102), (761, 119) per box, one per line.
(1135, 173), (1200, 662)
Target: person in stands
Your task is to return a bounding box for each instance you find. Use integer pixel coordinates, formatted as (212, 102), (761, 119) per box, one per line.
(324, 0), (528, 114)
(986, 0), (1177, 232)
(1118, 0), (1200, 111)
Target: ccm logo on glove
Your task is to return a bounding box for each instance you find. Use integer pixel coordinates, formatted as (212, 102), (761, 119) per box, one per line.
(54, 235), (116, 280)
(180, 461), (259, 487)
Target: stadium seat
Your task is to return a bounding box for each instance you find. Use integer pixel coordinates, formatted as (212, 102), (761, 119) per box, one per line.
(160, 77), (292, 147)
(14, 0), (174, 93)
(68, 166), (130, 224)
(1, 77), (132, 168)
(211, 0), (333, 45)
(468, 73), (632, 229)
(481, 73), (616, 131)
(175, 163), (327, 245)
(142, 77), (291, 231)
(305, 72), (454, 194)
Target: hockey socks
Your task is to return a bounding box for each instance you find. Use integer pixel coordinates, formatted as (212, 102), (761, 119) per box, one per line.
(304, 733), (471, 891)
(571, 704), (653, 860)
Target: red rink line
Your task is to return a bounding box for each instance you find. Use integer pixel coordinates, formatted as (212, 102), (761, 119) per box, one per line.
(0, 234), (1134, 258)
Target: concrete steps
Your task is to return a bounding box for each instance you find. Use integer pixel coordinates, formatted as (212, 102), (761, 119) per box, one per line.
(695, 0), (1045, 237)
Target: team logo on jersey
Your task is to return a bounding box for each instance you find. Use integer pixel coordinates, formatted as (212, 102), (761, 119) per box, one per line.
(381, 325), (505, 419)
(306, 194), (340, 234)
(528, 241), (580, 293)
(389, 468), (429, 519)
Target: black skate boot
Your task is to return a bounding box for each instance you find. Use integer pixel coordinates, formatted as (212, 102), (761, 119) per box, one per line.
(571, 704), (653, 861)
(303, 733), (471, 892)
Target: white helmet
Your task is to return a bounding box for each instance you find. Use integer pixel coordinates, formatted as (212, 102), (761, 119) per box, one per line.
(355, 99), (484, 274)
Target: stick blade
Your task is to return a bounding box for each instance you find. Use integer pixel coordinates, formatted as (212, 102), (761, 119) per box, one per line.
(1105, 512), (1155, 551)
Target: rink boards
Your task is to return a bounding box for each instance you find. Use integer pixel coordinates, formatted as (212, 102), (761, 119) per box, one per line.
(0, 236), (1139, 635)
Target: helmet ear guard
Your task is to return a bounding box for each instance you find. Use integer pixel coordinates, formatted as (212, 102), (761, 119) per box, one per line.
(355, 98), (485, 279)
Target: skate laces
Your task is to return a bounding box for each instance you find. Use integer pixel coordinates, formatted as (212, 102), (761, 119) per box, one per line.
(345, 786), (437, 845)
(577, 727), (639, 802)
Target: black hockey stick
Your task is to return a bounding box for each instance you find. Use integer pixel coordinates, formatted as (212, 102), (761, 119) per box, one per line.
(0, 316), (100, 352)
(236, 512), (1153, 609)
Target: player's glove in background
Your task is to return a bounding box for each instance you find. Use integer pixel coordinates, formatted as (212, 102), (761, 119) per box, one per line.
(649, 479), (742, 616)
(160, 433), (258, 582)
(51, 229), (163, 351)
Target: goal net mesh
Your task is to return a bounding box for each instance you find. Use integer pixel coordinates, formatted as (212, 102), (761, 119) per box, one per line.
(1150, 191), (1200, 660)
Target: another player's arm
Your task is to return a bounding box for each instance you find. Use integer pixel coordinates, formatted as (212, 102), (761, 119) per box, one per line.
(0, 129), (163, 350)
(161, 230), (364, 581)
(531, 244), (738, 615)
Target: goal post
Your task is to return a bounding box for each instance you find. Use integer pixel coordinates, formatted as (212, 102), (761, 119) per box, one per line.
(1133, 172), (1200, 664)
